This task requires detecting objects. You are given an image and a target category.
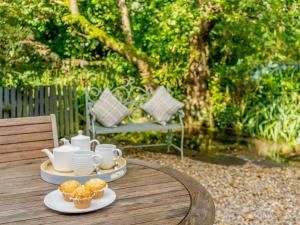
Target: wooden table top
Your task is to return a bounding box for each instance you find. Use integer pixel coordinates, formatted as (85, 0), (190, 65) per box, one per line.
(0, 158), (215, 225)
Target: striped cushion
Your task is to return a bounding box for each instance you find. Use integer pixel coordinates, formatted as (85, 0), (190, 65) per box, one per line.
(92, 89), (131, 127)
(142, 86), (184, 125)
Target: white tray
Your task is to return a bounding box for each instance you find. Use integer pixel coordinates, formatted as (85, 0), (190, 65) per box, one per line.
(40, 158), (127, 184)
(44, 188), (116, 213)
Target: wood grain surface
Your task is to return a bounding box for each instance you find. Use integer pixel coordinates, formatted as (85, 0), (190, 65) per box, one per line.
(0, 158), (215, 225)
(0, 116), (58, 163)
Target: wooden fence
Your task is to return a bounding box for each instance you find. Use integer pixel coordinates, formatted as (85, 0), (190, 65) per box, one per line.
(0, 85), (78, 137)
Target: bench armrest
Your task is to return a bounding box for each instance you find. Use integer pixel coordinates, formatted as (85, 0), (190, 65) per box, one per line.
(177, 109), (185, 126)
(86, 102), (96, 134)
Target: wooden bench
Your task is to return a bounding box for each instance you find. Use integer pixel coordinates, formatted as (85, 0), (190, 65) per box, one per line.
(85, 79), (185, 159)
(0, 114), (58, 163)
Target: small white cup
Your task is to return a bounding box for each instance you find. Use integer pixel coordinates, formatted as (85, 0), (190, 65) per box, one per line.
(95, 144), (122, 170)
(72, 151), (102, 175)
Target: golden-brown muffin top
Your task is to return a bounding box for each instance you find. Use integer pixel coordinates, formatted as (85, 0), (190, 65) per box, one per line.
(59, 180), (81, 193)
(85, 178), (107, 191)
(72, 185), (93, 199)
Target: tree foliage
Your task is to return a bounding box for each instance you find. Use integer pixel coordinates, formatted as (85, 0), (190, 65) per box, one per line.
(0, 0), (299, 145)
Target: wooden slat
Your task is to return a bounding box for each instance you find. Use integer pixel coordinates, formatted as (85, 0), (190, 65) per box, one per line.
(69, 85), (74, 134)
(0, 188), (188, 212)
(0, 116), (51, 127)
(0, 123), (52, 136)
(73, 83), (79, 132)
(22, 89), (28, 117)
(51, 86), (59, 137)
(17, 88), (22, 117)
(0, 140), (54, 153)
(0, 158), (42, 170)
(57, 86), (64, 137)
(50, 114), (59, 147)
(39, 87), (44, 115)
(0, 132), (53, 145)
(5, 199), (186, 223)
(53, 87), (57, 118)
(34, 87), (39, 116)
(0, 174), (178, 195)
(0, 150), (45, 163)
(11, 88), (16, 118)
(28, 90), (33, 116)
(0, 199), (189, 225)
(45, 86), (49, 115)
(4, 87), (9, 118)
(63, 85), (69, 136)
(49, 86), (55, 113)
(95, 122), (181, 134)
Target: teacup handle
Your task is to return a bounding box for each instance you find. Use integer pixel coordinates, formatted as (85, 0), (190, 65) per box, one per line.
(113, 149), (122, 160)
(90, 139), (100, 151)
(92, 155), (102, 167)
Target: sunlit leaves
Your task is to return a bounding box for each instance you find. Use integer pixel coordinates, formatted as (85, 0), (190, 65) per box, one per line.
(1, 0), (299, 143)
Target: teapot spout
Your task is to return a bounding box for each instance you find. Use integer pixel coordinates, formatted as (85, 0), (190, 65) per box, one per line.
(41, 149), (54, 164)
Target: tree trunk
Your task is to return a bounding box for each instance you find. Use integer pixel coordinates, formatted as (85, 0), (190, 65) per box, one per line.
(118, 0), (134, 45)
(186, 3), (220, 125)
(186, 29), (210, 125)
(69, 0), (79, 15)
(67, 0), (153, 79)
(118, 0), (153, 81)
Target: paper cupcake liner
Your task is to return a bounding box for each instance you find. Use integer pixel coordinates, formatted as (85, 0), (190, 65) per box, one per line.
(90, 184), (107, 199)
(72, 197), (93, 209)
(60, 191), (74, 202)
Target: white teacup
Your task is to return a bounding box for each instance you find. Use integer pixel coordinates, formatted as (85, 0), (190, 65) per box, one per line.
(72, 151), (102, 175)
(95, 144), (122, 170)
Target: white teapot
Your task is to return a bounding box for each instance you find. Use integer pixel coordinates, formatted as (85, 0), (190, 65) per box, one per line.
(71, 130), (100, 151)
(41, 139), (80, 172)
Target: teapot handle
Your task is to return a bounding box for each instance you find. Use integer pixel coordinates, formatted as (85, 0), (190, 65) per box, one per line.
(90, 139), (100, 151)
(90, 139), (100, 145)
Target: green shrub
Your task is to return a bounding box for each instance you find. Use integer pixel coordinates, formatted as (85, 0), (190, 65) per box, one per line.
(242, 95), (300, 143)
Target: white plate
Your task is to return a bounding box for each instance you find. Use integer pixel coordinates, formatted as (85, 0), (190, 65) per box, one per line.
(44, 188), (116, 213)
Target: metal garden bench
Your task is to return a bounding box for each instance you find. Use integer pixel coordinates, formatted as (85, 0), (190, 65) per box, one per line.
(85, 80), (185, 159)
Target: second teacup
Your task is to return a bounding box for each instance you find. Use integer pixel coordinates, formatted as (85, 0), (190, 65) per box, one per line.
(95, 144), (122, 170)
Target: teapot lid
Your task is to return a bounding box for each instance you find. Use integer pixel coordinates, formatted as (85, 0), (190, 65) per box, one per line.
(71, 130), (90, 141)
(54, 138), (79, 152)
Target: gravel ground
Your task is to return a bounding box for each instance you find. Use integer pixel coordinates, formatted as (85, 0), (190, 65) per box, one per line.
(124, 150), (300, 225)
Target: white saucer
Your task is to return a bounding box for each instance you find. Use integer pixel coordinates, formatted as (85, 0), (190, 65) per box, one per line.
(44, 188), (116, 213)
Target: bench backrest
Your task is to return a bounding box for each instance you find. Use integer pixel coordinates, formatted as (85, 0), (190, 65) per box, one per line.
(0, 114), (58, 163)
(86, 79), (150, 111)
(85, 79), (151, 125)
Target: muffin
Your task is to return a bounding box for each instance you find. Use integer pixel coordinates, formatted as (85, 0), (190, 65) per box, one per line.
(72, 185), (93, 209)
(85, 178), (107, 199)
(59, 180), (81, 202)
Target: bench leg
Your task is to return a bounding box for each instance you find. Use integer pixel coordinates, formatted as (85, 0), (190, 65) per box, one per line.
(88, 127), (96, 140)
(167, 129), (172, 152)
(92, 130), (96, 140)
(180, 126), (184, 160)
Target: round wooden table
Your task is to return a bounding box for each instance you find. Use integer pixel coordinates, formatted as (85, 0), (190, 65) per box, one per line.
(0, 158), (215, 225)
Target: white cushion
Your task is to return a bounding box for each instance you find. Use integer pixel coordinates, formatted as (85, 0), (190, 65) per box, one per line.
(92, 89), (131, 127)
(141, 86), (184, 125)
